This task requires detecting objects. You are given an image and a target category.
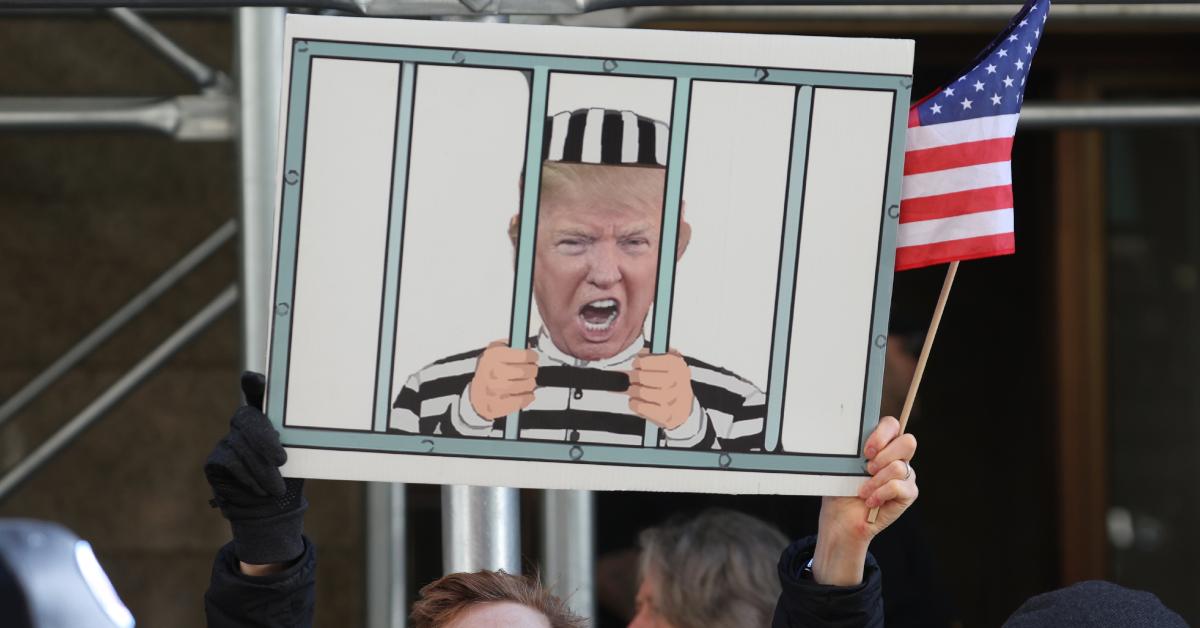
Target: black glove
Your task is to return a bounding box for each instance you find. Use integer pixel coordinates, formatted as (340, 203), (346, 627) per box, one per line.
(205, 371), (307, 565)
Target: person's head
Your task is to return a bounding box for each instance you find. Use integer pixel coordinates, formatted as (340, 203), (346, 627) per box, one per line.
(410, 570), (584, 628)
(512, 106), (692, 362)
(629, 509), (787, 628)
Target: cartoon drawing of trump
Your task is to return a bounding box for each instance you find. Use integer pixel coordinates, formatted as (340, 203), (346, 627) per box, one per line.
(389, 108), (766, 451)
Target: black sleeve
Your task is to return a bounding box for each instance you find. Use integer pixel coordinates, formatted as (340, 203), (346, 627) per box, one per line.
(205, 536), (317, 628)
(772, 535), (884, 628)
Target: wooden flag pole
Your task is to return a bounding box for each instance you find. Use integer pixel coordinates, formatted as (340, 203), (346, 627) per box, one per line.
(867, 260), (959, 524)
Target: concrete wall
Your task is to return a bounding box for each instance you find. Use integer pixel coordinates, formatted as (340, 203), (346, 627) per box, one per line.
(0, 15), (364, 627)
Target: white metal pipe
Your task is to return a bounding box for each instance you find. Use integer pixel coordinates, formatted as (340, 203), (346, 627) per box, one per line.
(542, 489), (595, 625)
(0, 95), (232, 140)
(0, 221), (236, 431)
(234, 7), (285, 372)
(0, 285), (238, 502)
(0, 97), (178, 133)
(1021, 102), (1200, 128)
(6, 0), (1200, 19)
(441, 486), (522, 574)
(545, 2), (1200, 26)
(109, 7), (226, 89)
(367, 482), (407, 628)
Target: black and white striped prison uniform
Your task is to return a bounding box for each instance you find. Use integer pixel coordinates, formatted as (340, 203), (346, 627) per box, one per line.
(389, 330), (767, 451)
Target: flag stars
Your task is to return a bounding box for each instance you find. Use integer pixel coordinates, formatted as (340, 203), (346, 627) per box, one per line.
(991, 93), (1002, 106)
(998, 48), (1009, 58)
(974, 80), (985, 92)
(961, 97), (973, 110)
(1020, 19), (1028, 26)
(943, 86), (956, 97)
(930, 102), (942, 115)
(1008, 34), (1019, 42)
(1015, 58), (1025, 70)
(1034, 28), (1040, 37)
(985, 63), (998, 74)
(1025, 43), (1033, 55)
(1003, 75), (1015, 88)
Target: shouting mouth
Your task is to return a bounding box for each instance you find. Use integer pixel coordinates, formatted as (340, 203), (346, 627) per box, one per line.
(579, 298), (620, 338)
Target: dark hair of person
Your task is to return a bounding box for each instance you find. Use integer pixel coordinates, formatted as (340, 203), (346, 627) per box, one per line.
(410, 570), (585, 628)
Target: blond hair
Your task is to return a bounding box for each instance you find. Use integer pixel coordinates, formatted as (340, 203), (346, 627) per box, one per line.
(638, 509), (787, 628)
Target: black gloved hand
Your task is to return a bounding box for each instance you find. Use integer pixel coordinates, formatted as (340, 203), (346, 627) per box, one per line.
(205, 371), (307, 565)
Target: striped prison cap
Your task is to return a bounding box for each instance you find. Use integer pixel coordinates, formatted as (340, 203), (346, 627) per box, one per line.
(543, 108), (669, 167)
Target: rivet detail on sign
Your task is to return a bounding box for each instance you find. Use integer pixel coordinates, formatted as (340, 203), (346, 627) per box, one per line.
(285, 170), (300, 185)
(421, 439), (435, 452)
(887, 204), (900, 219)
(275, 303), (290, 316)
(603, 59), (618, 72)
(296, 41), (308, 53)
(451, 51), (467, 64)
(755, 68), (770, 82)
(874, 334), (887, 349)
(718, 453), (732, 469)
(569, 445), (584, 461)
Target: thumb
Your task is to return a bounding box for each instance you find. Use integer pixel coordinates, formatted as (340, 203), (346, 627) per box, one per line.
(241, 371), (266, 411)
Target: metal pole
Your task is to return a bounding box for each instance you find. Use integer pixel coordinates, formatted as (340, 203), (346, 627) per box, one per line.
(367, 482), (407, 628)
(0, 285), (238, 503)
(433, 11), (525, 583)
(549, 2), (1200, 27)
(542, 490), (594, 624)
(441, 485), (521, 573)
(1021, 102), (1200, 128)
(0, 95), (233, 140)
(109, 7), (228, 90)
(235, 7), (285, 373)
(0, 220), (236, 431)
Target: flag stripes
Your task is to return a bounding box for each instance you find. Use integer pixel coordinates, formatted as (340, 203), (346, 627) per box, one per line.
(904, 113), (1020, 151)
(902, 161), (1013, 200)
(896, 233), (1015, 270)
(899, 185), (1014, 223)
(904, 137), (1014, 175)
(896, 208), (1014, 248)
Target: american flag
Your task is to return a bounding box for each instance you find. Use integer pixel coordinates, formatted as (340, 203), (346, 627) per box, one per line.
(896, 0), (1049, 271)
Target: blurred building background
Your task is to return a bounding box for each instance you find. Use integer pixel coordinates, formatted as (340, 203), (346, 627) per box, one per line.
(0, 4), (1196, 627)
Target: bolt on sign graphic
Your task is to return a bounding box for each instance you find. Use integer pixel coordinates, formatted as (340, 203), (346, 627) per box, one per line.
(265, 16), (914, 495)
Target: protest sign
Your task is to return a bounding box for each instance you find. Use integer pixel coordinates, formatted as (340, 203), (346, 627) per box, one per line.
(266, 15), (913, 494)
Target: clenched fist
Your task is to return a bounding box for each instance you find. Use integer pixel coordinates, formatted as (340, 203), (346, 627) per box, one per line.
(468, 340), (540, 420)
(626, 349), (695, 430)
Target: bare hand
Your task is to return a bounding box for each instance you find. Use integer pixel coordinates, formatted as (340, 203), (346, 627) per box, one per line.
(626, 349), (695, 430)
(812, 416), (918, 585)
(468, 340), (539, 420)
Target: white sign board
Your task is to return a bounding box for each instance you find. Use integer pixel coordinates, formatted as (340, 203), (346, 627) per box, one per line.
(265, 15), (913, 495)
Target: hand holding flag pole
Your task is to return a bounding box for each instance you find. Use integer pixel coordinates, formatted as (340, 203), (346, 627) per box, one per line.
(866, 0), (1048, 523)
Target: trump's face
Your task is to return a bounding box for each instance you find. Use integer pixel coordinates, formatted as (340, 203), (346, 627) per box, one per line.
(527, 163), (687, 362)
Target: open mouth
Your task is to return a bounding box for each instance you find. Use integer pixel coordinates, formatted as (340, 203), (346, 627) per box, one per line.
(579, 298), (620, 333)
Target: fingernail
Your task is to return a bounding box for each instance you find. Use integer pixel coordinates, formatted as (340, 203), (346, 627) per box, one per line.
(865, 447), (876, 458)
